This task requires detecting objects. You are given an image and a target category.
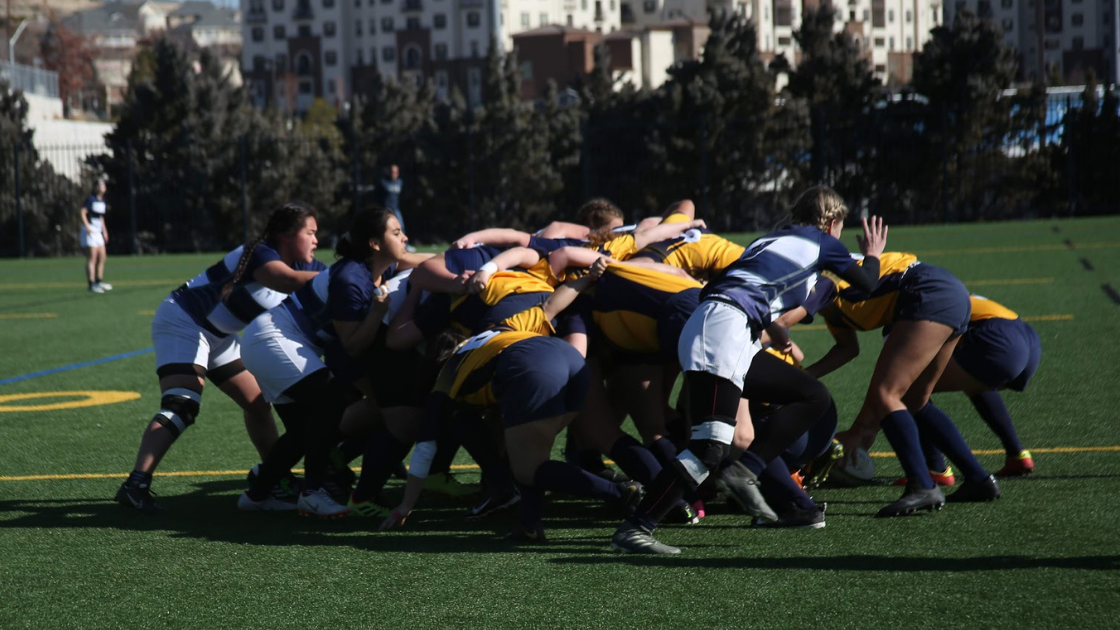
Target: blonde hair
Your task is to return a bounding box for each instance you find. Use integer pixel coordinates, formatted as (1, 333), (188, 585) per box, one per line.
(789, 186), (848, 231)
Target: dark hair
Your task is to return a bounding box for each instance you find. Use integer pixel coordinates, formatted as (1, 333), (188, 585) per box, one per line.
(222, 201), (317, 299)
(335, 206), (395, 261)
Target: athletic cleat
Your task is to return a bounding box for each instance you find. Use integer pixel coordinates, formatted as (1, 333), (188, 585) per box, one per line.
(322, 465), (356, 501)
(947, 474), (1001, 503)
(246, 465), (303, 500)
(97, 282), (113, 291)
(616, 481), (645, 516)
(610, 522), (681, 555)
(801, 438), (844, 490)
(466, 487), (521, 520)
(716, 461), (779, 523)
(995, 450), (1034, 477)
(596, 468), (632, 483)
(424, 472), (480, 498)
(89, 284), (106, 294)
(664, 499), (701, 525)
(875, 484), (946, 518)
(347, 495), (391, 519)
(237, 491), (298, 512)
(115, 482), (166, 514)
(393, 461), (409, 480)
(296, 488), (351, 518)
(754, 506), (826, 529)
(690, 500), (706, 521)
(505, 522), (548, 543)
(893, 466), (956, 487)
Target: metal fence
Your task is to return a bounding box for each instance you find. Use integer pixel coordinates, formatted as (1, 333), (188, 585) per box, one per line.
(0, 60), (59, 99)
(1, 89), (1117, 258)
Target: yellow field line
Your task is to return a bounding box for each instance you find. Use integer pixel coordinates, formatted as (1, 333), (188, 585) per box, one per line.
(921, 241), (1120, 255)
(0, 279), (181, 290)
(0, 313), (57, 319)
(966, 278), (1054, 286)
(137, 310), (156, 316)
(2, 446), (1118, 481)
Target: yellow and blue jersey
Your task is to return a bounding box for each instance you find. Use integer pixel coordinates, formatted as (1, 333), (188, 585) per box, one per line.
(817, 252), (920, 332)
(634, 213), (746, 281)
(434, 306), (555, 407)
(592, 263), (702, 354)
(969, 295), (1019, 322)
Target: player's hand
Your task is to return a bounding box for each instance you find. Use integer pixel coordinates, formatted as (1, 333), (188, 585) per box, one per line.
(370, 285), (391, 313)
(378, 507), (411, 531)
(451, 238), (473, 250)
(856, 216), (887, 258)
(688, 219), (707, 230)
(587, 256), (609, 280)
(765, 322), (792, 353)
(836, 424), (877, 465)
(467, 269), (492, 294)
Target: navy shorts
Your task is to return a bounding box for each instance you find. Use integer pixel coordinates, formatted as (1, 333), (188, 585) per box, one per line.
(657, 288), (701, 364)
(896, 264), (971, 335)
(444, 245), (503, 275)
(492, 336), (589, 428)
(954, 317), (1042, 391)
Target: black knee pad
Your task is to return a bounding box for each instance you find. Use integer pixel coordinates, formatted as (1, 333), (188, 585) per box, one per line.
(154, 388), (201, 438)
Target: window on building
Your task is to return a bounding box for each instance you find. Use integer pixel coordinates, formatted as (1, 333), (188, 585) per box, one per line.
(905, 10), (911, 22)
(382, 17), (394, 31)
(369, 18), (376, 32)
(404, 46), (422, 68)
(643, 0), (655, 13)
(1071, 13), (1083, 26)
(521, 12), (530, 26)
(567, 14), (573, 25)
(1072, 36), (1084, 49)
(275, 53), (287, 70)
(357, 48), (364, 64)
(1001, 0), (1012, 7)
(977, 0), (992, 17)
(325, 50), (337, 65)
(356, 20), (363, 35)
(889, 36), (895, 50)
(434, 13), (447, 28)
(777, 36), (790, 46)
(610, 0), (615, 10)
(467, 11), (481, 27)
(296, 53), (312, 74)
(520, 60), (532, 79)
(874, 64), (885, 73)
(273, 25), (285, 39)
(874, 37), (885, 47)
(251, 27), (264, 41)
(1002, 18), (1013, 31)
(435, 43), (448, 60)
(324, 21), (336, 36)
(299, 24), (311, 36)
(471, 40), (479, 56)
(540, 12), (548, 24)
(299, 80), (312, 94)
(383, 46), (396, 61)
(253, 55), (266, 71)
(888, 9), (894, 22)
(872, 8), (884, 27)
(271, 0), (283, 10)
(436, 70), (448, 89)
(581, 0), (587, 9)
(407, 16), (421, 29)
(327, 78), (336, 94)
(324, 0), (334, 7)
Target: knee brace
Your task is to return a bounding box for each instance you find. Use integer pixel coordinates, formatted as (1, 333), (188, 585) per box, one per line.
(154, 388), (201, 438)
(674, 414), (736, 486)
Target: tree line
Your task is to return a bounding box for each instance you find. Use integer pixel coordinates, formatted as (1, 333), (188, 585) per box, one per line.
(1, 7), (1117, 256)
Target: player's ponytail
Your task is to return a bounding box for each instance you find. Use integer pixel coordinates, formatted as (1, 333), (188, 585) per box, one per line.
(222, 201), (317, 299)
(335, 206), (394, 262)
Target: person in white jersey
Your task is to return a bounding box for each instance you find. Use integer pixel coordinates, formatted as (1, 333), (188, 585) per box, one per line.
(80, 180), (111, 293)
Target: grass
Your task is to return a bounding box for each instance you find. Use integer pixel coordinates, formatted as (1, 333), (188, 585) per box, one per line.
(2, 217), (1119, 628)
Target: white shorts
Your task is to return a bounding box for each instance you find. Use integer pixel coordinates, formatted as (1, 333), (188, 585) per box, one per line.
(151, 298), (241, 372)
(80, 225), (105, 249)
(240, 308), (326, 404)
(677, 300), (762, 387)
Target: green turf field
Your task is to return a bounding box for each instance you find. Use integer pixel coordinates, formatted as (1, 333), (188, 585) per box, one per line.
(2, 218), (1119, 628)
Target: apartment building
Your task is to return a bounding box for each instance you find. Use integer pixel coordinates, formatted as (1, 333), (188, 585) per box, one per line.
(946, 0), (1120, 84)
(240, 0), (621, 111)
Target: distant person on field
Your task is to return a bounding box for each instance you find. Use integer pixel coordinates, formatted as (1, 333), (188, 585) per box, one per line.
(377, 164), (414, 251)
(81, 180), (112, 293)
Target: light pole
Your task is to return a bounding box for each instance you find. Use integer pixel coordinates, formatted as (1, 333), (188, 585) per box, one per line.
(9, 16), (30, 64)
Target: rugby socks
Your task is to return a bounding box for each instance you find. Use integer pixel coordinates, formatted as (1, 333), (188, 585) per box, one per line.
(629, 466), (686, 531)
(516, 483), (544, 530)
(760, 457), (816, 512)
(533, 460), (621, 500)
(915, 403), (987, 482)
(126, 470), (151, 488)
(970, 390), (1025, 456)
(649, 436), (679, 469)
(352, 429), (410, 503)
(430, 433), (461, 477)
(739, 451), (768, 477)
(880, 410), (936, 490)
(920, 442), (949, 476)
(456, 414), (511, 491)
(608, 435), (662, 485)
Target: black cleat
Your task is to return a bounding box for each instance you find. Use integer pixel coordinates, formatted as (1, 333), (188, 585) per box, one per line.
(246, 465), (303, 500)
(947, 475), (1001, 503)
(876, 484), (946, 518)
(717, 461), (779, 522)
(802, 438), (845, 490)
(754, 506), (826, 529)
(115, 482), (166, 515)
(610, 522), (681, 555)
(505, 522), (548, 543)
(466, 486), (521, 520)
(615, 481), (645, 516)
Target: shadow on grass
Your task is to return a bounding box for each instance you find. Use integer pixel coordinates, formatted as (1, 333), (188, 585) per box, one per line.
(0, 479), (619, 555)
(549, 554), (1120, 571)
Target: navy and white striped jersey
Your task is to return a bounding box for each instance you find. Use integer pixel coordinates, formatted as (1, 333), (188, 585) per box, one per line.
(702, 225), (856, 326)
(172, 243), (325, 336)
(83, 195), (107, 231)
(284, 258), (407, 347)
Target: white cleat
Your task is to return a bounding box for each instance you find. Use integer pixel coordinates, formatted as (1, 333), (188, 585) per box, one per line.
(237, 491), (297, 512)
(297, 488), (351, 519)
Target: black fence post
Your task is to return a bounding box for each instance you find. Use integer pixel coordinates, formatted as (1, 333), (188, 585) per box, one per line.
(127, 142), (138, 254)
(467, 109), (476, 232)
(1066, 99), (1077, 218)
(940, 105), (950, 223)
(351, 127), (362, 221)
(14, 143), (24, 258)
(811, 106), (825, 184)
(580, 119), (591, 204)
(239, 135), (249, 244)
(698, 118), (710, 225)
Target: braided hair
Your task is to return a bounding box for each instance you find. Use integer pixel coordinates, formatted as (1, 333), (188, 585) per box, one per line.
(335, 206), (394, 262)
(222, 201), (317, 299)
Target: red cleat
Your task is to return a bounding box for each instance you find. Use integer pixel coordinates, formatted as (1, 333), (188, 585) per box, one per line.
(995, 450), (1034, 477)
(893, 466), (956, 487)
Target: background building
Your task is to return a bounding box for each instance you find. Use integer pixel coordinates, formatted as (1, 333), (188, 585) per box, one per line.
(946, 0), (1120, 84)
